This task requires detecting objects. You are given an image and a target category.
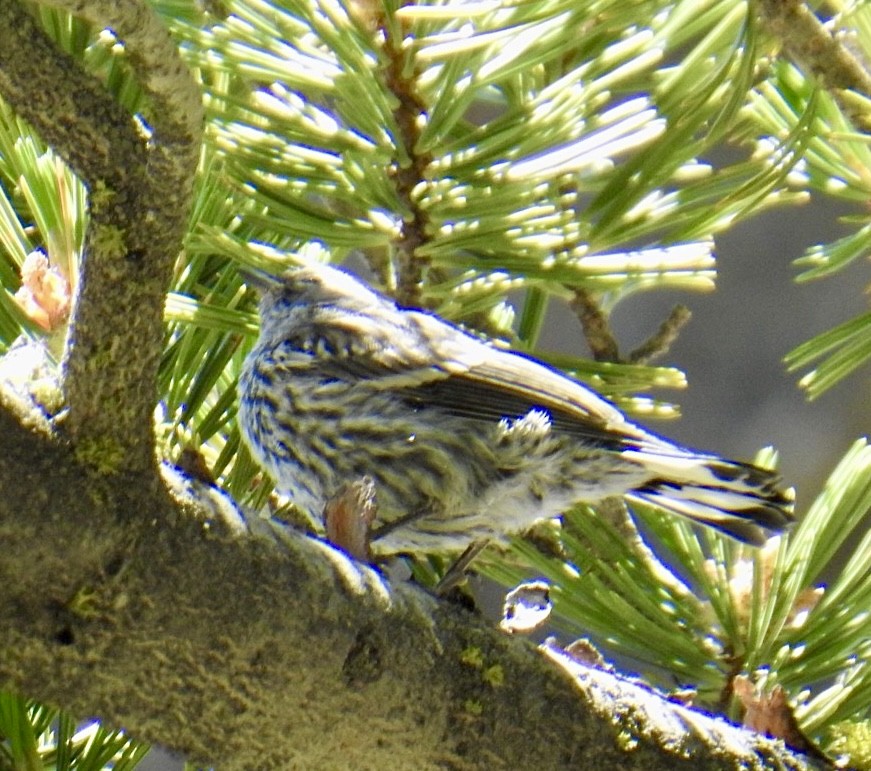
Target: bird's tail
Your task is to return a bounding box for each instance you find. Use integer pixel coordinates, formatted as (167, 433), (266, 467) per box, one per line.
(624, 452), (795, 545)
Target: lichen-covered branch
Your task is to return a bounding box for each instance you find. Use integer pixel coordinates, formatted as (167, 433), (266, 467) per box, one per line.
(0, 1), (144, 191)
(0, 0), (202, 475)
(36, 0), (202, 144)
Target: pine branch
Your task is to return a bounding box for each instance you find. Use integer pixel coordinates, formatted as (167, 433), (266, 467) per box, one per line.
(371, 4), (432, 303)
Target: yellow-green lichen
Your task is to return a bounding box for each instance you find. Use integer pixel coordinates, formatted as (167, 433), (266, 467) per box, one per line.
(75, 436), (124, 475)
(30, 379), (64, 416)
(89, 180), (116, 209)
(91, 224), (127, 259)
(460, 647), (485, 668)
(460, 647), (505, 689)
(463, 699), (483, 716)
(68, 586), (100, 619)
(482, 664), (504, 688)
(828, 720), (871, 769)
(615, 729), (639, 752)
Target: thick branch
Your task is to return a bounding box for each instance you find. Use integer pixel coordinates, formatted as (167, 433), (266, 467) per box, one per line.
(36, 0), (203, 143)
(0, 1), (143, 188)
(0, 0), (202, 475)
(0, 393), (820, 770)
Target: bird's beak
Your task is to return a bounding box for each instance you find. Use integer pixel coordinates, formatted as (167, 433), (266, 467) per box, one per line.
(238, 265), (282, 294)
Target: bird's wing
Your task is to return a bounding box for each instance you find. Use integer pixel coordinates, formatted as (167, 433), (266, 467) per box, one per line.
(412, 311), (654, 447)
(314, 307), (654, 450)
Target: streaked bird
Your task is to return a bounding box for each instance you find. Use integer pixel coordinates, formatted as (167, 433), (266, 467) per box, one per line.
(238, 262), (793, 558)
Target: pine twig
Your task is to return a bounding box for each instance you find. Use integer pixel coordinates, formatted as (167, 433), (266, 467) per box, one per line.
(369, 5), (432, 305)
(569, 287), (621, 362)
(759, 0), (871, 132)
(629, 305), (692, 365)
(570, 288), (691, 366)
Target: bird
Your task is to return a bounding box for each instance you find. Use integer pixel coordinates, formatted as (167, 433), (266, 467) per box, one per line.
(237, 261), (794, 560)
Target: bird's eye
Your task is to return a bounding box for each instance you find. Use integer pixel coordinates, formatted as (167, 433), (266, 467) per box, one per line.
(281, 274), (321, 299)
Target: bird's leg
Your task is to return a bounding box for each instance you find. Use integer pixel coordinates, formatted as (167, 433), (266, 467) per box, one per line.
(435, 539), (490, 596)
(369, 505), (490, 594)
(367, 501), (438, 541)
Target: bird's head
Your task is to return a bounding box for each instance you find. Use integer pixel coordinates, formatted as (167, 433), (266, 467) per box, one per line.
(243, 262), (387, 345)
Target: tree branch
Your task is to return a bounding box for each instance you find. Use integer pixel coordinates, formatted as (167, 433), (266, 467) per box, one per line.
(0, 0), (202, 475)
(361, 3), (432, 305)
(628, 304), (692, 364)
(569, 287), (621, 362)
(36, 0), (203, 143)
(759, 0), (871, 132)
(0, 1), (143, 189)
(569, 288), (691, 365)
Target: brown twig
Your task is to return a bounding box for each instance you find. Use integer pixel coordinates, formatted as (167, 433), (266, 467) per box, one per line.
(628, 304), (692, 365)
(569, 287), (621, 362)
(362, 5), (433, 306)
(570, 287), (691, 366)
(759, 0), (871, 132)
